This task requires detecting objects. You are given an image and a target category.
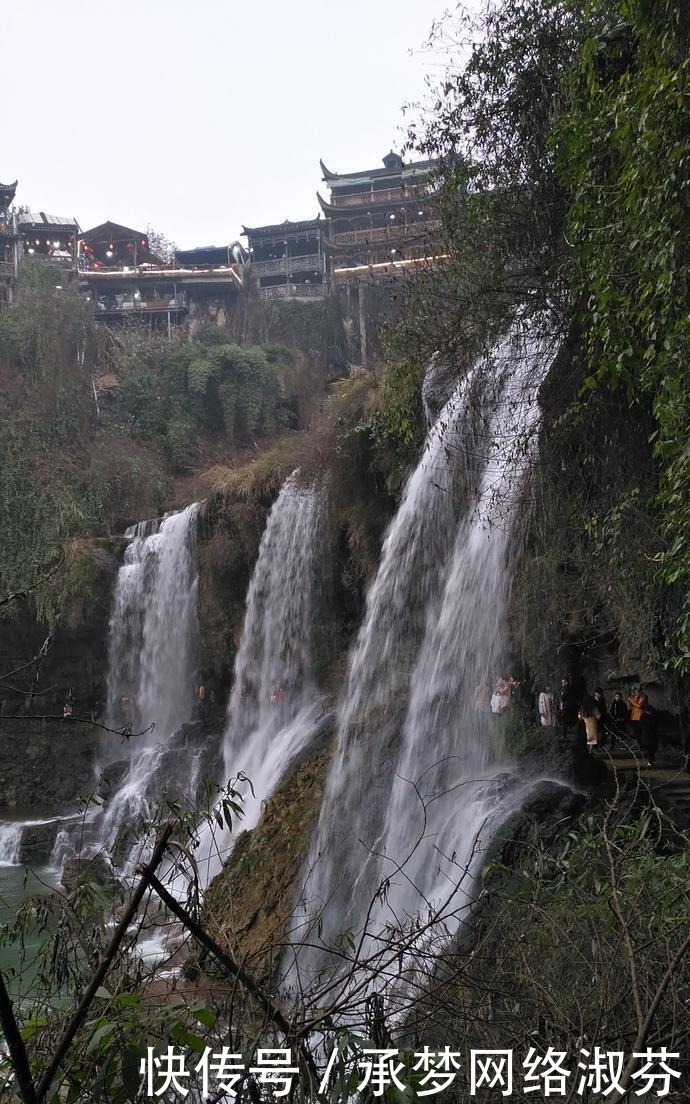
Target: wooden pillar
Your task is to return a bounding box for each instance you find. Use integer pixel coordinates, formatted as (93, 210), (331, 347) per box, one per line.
(358, 282), (367, 368)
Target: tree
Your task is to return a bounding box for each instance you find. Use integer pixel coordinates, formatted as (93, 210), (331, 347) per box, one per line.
(145, 225), (176, 268)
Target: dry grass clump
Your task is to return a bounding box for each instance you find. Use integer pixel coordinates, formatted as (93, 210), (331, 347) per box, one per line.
(203, 373), (379, 504)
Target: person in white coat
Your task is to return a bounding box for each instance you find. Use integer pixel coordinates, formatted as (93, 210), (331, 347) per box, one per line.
(538, 685), (557, 728)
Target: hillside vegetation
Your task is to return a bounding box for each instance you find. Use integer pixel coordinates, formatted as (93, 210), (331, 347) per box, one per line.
(0, 264), (302, 626)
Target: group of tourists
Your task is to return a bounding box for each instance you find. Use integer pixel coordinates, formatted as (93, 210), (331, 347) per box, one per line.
(488, 677), (520, 715)
(538, 678), (659, 765)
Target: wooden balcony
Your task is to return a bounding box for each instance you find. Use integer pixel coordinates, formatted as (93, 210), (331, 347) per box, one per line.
(0, 260), (14, 277)
(259, 283), (325, 302)
(251, 253), (322, 278)
(331, 186), (428, 208)
(332, 220), (442, 246)
(95, 294), (188, 317)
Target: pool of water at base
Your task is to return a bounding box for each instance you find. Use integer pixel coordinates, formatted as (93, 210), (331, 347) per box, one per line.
(0, 861), (63, 1004)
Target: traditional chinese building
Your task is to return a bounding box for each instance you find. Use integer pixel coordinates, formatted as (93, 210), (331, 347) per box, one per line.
(78, 222), (243, 331)
(318, 150), (441, 284)
(18, 210), (79, 270)
(243, 217), (327, 301)
(79, 221), (155, 270)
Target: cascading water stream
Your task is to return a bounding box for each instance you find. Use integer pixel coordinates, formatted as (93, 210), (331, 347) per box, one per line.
(0, 825), (22, 867)
(78, 503), (200, 873)
(287, 316), (559, 993)
(374, 324), (554, 932)
(285, 369), (480, 936)
(191, 474), (326, 886)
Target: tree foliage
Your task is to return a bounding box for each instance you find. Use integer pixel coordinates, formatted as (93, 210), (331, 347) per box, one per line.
(554, 0), (690, 670)
(0, 262), (296, 624)
(118, 338), (294, 471)
(391, 0), (690, 677)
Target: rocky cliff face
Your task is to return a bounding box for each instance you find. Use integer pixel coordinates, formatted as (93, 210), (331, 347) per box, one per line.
(0, 719), (99, 812)
(0, 543), (116, 810)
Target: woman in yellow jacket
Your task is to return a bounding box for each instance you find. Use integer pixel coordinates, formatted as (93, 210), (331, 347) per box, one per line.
(628, 687), (646, 741)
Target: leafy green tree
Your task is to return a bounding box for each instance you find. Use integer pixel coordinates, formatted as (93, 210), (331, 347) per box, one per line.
(555, 0), (690, 670)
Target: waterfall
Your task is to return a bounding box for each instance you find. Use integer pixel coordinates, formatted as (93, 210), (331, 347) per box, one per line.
(376, 323), (552, 928)
(49, 828), (72, 871)
(105, 504), (200, 742)
(288, 316), (558, 991)
(193, 474), (325, 885)
(0, 824), (22, 867)
(284, 368), (478, 950)
(94, 503), (200, 867)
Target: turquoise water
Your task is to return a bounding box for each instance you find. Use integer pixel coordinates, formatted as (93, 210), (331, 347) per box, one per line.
(0, 861), (62, 1004)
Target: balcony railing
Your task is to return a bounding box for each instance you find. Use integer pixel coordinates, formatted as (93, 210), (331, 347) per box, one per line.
(96, 294), (188, 315)
(331, 187), (421, 208)
(333, 220), (441, 246)
(251, 254), (322, 278)
(0, 260), (14, 277)
(259, 283), (325, 302)
(38, 255), (77, 271)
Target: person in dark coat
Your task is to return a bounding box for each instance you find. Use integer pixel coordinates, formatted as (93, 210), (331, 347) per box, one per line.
(558, 677), (579, 736)
(608, 691), (628, 747)
(638, 694), (658, 767)
(593, 688), (610, 747)
(604, 688), (627, 741)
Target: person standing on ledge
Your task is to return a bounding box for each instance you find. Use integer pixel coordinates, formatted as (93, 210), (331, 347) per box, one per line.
(579, 695), (601, 754)
(558, 677), (578, 736)
(608, 690), (628, 747)
(593, 688), (609, 746)
(538, 685), (557, 729)
(628, 686), (646, 742)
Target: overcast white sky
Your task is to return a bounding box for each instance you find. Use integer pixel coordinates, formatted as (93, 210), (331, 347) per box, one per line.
(5, 0), (462, 248)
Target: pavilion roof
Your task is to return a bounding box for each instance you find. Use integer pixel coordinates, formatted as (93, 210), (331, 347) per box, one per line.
(320, 157), (435, 189)
(18, 210), (79, 232)
(0, 180), (17, 202)
(242, 216), (322, 238)
(316, 191), (428, 217)
(81, 220), (147, 244)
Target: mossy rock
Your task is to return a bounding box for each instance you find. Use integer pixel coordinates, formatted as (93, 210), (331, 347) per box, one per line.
(201, 724), (334, 986)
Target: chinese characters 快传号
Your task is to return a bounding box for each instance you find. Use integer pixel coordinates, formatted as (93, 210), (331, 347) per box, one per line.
(139, 1044), (684, 1098)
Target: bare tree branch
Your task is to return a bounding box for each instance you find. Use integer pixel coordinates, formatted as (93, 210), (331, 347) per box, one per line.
(35, 820), (176, 1103)
(0, 970), (38, 1104)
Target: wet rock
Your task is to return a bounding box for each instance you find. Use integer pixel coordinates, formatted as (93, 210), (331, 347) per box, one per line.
(61, 852), (114, 889)
(421, 354), (461, 428)
(20, 822), (59, 864)
(97, 760), (130, 801)
(172, 721), (204, 749)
